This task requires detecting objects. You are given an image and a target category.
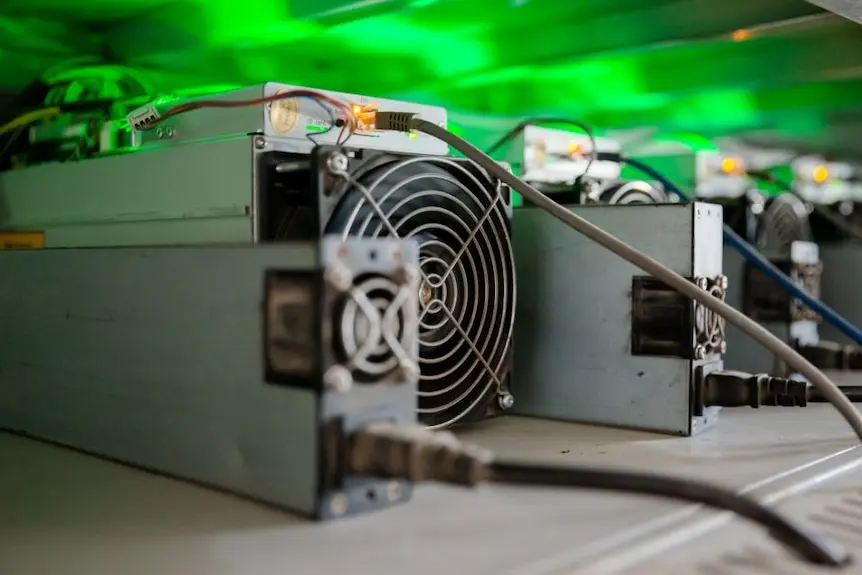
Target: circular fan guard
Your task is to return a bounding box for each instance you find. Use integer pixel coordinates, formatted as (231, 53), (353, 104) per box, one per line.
(586, 179), (669, 205)
(756, 194), (812, 253)
(334, 274), (410, 382)
(326, 155), (515, 428)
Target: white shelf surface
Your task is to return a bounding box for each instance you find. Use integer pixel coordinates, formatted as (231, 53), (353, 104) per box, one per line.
(2, 398), (862, 575)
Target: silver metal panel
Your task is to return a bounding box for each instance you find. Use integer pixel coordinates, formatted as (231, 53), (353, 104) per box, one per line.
(820, 243), (862, 345)
(0, 240), (418, 516)
(512, 202), (723, 436)
(135, 83), (449, 156)
(0, 138), (255, 247)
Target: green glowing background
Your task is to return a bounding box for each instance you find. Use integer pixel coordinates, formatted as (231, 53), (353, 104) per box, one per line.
(1, 0), (861, 156)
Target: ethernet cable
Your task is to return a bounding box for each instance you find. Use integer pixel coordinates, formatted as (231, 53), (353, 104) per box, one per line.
(371, 110), (862, 444)
(624, 157), (862, 346)
(347, 421), (848, 566)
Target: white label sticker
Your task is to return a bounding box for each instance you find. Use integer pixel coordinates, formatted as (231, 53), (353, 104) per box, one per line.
(127, 104), (160, 132)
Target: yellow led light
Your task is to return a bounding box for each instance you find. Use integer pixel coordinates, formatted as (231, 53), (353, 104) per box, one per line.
(567, 142), (582, 155)
(720, 156), (742, 175)
(812, 165), (829, 184)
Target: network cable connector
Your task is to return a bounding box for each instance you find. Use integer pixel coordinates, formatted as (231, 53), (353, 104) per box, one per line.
(129, 83), (448, 156)
(513, 201), (726, 436)
(0, 236), (421, 518)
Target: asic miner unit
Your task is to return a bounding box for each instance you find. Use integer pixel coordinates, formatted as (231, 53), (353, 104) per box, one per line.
(723, 195), (822, 376)
(0, 83), (516, 429)
(0, 237), (420, 518)
(513, 202), (726, 436)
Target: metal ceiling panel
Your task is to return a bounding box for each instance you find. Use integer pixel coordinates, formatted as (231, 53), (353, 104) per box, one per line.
(806, 0), (862, 24)
(0, 0), (861, 159)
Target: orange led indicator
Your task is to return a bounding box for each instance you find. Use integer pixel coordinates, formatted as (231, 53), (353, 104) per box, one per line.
(720, 156), (742, 174)
(567, 141), (582, 155)
(731, 29), (751, 42)
(812, 165), (829, 184)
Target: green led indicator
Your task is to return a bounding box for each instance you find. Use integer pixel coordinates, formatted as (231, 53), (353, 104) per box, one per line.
(305, 124), (327, 133)
(408, 131), (418, 140)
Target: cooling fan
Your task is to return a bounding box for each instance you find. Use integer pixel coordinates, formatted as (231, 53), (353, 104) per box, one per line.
(327, 270), (419, 386)
(754, 193), (812, 252)
(579, 177), (669, 205)
(261, 145), (516, 428)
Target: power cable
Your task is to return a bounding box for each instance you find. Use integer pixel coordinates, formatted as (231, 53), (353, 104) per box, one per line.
(348, 421), (850, 567)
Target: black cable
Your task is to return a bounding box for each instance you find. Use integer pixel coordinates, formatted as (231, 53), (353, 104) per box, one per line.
(490, 461), (849, 567)
(810, 386), (862, 403)
(484, 117), (598, 177)
(349, 423), (851, 567)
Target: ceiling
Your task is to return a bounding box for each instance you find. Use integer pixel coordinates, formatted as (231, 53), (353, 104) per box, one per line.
(2, 0), (861, 159)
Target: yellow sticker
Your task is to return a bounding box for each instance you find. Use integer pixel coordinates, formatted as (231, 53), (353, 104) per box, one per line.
(0, 231), (45, 249)
(269, 90), (299, 134)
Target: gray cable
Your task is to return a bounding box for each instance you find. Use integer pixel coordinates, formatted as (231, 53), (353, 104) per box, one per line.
(374, 112), (862, 443)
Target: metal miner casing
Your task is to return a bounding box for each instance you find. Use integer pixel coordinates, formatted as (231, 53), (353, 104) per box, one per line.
(0, 237), (419, 519)
(512, 201), (724, 436)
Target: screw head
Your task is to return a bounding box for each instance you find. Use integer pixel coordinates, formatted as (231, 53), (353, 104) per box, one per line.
(327, 152), (349, 174)
(164, 126), (175, 138)
(254, 136), (267, 149)
(719, 341), (728, 354)
(155, 127), (164, 138)
(323, 365), (352, 393)
(329, 493), (349, 516)
(324, 266), (353, 292)
(498, 393), (514, 410)
(718, 275), (729, 290)
(694, 345), (706, 360)
(696, 277), (709, 290)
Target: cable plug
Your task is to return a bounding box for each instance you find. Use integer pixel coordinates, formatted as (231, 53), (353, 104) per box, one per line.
(347, 421), (493, 486)
(702, 370), (808, 408)
(372, 111), (418, 133)
(798, 341), (862, 371)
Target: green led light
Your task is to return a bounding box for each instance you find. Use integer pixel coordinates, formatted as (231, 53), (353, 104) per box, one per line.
(408, 131), (418, 139)
(305, 124), (328, 132)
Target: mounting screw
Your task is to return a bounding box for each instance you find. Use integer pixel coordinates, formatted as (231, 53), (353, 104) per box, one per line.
(155, 127), (164, 139)
(327, 152), (349, 174)
(329, 493), (349, 516)
(696, 277), (709, 290)
(719, 341), (727, 354)
(324, 266), (353, 292)
(717, 274), (729, 290)
(498, 392), (514, 410)
(323, 365), (353, 393)
(164, 126), (175, 138)
(254, 136), (267, 149)
(399, 359), (420, 383)
(694, 345), (706, 360)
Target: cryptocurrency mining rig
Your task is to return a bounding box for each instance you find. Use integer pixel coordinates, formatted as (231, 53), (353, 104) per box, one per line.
(0, 83), (516, 430)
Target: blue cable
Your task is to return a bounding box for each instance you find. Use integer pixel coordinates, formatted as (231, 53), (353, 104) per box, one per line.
(623, 156), (862, 346)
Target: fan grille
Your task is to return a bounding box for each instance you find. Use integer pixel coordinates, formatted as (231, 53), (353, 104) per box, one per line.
(326, 155), (515, 428)
(756, 194), (812, 252)
(334, 273), (415, 383)
(584, 179), (669, 205)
